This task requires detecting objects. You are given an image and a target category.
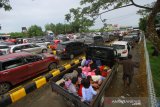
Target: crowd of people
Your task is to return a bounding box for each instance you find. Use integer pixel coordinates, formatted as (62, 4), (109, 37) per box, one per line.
(56, 59), (111, 103)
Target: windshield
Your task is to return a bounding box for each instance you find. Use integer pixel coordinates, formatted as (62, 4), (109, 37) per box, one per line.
(112, 44), (125, 49)
(123, 37), (132, 41)
(57, 44), (66, 50)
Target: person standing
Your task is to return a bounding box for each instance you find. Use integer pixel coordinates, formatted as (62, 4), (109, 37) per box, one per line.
(118, 54), (139, 87)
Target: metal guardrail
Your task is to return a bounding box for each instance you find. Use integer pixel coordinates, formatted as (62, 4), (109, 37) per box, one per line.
(143, 35), (157, 107)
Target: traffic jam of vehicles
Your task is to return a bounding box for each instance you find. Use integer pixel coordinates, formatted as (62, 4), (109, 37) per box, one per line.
(0, 30), (141, 107)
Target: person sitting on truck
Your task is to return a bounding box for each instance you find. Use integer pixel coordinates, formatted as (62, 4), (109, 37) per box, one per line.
(99, 65), (111, 77)
(87, 76), (99, 89)
(81, 59), (86, 67)
(78, 78), (85, 97)
(82, 78), (98, 103)
(68, 77), (79, 95)
(63, 70), (78, 80)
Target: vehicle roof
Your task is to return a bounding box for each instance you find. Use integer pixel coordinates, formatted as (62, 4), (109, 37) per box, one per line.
(112, 41), (128, 45)
(60, 41), (82, 45)
(88, 45), (115, 50)
(0, 52), (32, 62)
(123, 36), (134, 38)
(9, 43), (34, 47)
(0, 44), (8, 46)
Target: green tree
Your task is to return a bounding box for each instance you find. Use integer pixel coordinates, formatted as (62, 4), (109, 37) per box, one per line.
(65, 8), (94, 33)
(0, 0), (12, 11)
(28, 25), (43, 37)
(10, 32), (28, 38)
(139, 17), (147, 32)
(45, 23), (56, 33)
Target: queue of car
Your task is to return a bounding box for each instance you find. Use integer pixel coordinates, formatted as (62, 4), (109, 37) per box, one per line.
(0, 31), (140, 94)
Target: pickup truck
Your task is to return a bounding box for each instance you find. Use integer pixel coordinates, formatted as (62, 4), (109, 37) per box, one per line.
(50, 45), (119, 107)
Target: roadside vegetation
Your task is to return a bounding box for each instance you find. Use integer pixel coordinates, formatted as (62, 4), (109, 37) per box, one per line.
(146, 40), (160, 97)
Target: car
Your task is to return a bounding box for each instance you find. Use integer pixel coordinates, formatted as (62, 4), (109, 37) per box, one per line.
(9, 43), (48, 54)
(0, 44), (9, 55)
(122, 36), (135, 48)
(0, 41), (15, 45)
(101, 32), (115, 42)
(111, 41), (130, 59)
(56, 41), (85, 59)
(33, 40), (51, 47)
(49, 40), (61, 50)
(128, 33), (140, 43)
(84, 35), (104, 46)
(50, 45), (119, 107)
(5, 39), (17, 44)
(0, 52), (59, 94)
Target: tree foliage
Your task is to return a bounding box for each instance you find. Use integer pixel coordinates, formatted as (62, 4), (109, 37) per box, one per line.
(139, 17), (147, 32)
(10, 32), (28, 38)
(0, 0), (12, 11)
(45, 23), (73, 34)
(28, 25), (43, 37)
(65, 8), (94, 32)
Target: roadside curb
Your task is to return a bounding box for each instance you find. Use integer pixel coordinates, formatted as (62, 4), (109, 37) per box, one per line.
(0, 58), (83, 107)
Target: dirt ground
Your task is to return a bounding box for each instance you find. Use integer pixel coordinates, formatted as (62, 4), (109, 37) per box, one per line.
(8, 41), (149, 107)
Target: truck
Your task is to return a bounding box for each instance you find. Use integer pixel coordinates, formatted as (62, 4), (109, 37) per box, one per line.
(50, 45), (119, 107)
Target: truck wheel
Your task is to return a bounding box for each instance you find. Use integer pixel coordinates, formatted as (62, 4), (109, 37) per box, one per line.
(70, 54), (74, 59)
(42, 49), (47, 53)
(0, 82), (11, 94)
(48, 63), (57, 71)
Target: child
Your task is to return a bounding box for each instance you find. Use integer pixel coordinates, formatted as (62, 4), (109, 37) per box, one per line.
(82, 78), (98, 102)
(63, 70), (78, 80)
(68, 77), (78, 95)
(78, 78), (84, 97)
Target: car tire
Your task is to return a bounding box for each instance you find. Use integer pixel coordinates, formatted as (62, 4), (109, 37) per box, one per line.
(48, 63), (57, 71)
(0, 82), (11, 94)
(42, 49), (47, 53)
(70, 54), (74, 59)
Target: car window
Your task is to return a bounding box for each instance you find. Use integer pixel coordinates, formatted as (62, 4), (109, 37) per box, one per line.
(13, 46), (22, 52)
(1, 58), (24, 70)
(92, 48), (108, 59)
(31, 44), (40, 48)
(0, 46), (9, 49)
(94, 36), (103, 41)
(22, 44), (33, 49)
(112, 44), (125, 49)
(24, 55), (43, 63)
(57, 44), (66, 50)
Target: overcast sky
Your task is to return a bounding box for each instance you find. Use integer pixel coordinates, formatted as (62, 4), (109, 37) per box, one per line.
(0, 0), (156, 33)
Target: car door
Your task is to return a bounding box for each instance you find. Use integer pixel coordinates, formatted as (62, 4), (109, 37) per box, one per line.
(31, 44), (42, 53)
(70, 43), (80, 55)
(0, 58), (29, 85)
(24, 55), (47, 75)
(76, 42), (84, 54)
(21, 44), (34, 53)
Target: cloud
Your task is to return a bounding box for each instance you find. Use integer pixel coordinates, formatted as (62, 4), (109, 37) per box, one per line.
(0, 0), (155, 33)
